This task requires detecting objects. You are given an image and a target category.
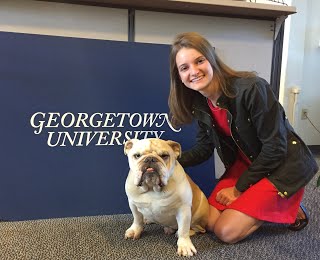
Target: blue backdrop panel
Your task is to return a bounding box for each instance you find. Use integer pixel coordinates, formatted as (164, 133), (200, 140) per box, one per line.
(0, 32), (215, 221)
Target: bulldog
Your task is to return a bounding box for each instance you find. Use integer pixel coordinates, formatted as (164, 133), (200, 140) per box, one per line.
(124, 138), (209, 257)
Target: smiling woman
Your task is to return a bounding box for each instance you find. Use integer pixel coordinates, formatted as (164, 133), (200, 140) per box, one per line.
(168, 32), (319, 244)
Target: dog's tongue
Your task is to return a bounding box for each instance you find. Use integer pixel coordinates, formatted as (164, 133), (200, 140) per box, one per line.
(146, 167), (155, 173)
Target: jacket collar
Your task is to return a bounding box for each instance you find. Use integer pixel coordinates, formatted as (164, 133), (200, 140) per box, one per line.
(192, 91), (231, 111)
(191, 90), (235, 127)
(192, 93), (210, 113)
(216, 94), (231, 109)
(191, 94), (212, 127)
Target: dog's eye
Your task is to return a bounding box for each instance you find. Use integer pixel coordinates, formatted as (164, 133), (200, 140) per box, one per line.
(160, 154), (169, 160)
(133, 154), (141, 159)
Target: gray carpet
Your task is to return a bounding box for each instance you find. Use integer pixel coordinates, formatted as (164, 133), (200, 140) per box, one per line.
(1, 158), (319, 260)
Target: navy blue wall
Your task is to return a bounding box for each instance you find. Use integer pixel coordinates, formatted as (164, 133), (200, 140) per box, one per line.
(0, 32), (215, 221)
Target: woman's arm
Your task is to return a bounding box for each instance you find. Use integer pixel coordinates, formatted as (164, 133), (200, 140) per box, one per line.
(178, 121), (215, 168)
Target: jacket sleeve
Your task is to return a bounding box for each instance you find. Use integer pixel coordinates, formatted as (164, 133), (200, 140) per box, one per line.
(235, 78), (287, 192)
(178, 120), (215, 168)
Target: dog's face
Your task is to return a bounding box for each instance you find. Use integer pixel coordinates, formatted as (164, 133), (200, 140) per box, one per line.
(124, 138), (181, 189)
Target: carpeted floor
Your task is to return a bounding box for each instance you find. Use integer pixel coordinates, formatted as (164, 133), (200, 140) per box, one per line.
(0, 157), (319, 260)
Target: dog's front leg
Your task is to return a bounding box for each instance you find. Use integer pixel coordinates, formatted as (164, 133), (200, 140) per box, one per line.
(125, 201), (144, 240)
(176, 205), (197, 257)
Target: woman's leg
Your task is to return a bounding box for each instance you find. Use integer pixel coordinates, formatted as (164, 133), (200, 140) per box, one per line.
(213, 209), (264, 244)
(206, 205), (222, 232)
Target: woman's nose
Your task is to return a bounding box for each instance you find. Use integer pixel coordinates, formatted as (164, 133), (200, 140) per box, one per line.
(190, 65), (199, 76)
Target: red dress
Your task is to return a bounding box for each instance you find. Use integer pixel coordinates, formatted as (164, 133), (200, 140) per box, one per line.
(207, 100), (303, 223)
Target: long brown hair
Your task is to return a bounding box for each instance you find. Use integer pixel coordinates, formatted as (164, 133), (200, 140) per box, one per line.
(168, 32), (256, 127)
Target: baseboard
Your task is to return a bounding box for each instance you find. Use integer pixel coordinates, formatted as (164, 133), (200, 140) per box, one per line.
(308, 145), (320, 155)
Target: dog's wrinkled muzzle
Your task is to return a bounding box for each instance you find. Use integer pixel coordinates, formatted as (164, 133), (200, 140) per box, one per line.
(138, 154), (167, 186)
(138, 167), (164, 187)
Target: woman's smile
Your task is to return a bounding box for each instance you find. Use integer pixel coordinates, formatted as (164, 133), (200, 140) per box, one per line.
(191, 75), (204, 83)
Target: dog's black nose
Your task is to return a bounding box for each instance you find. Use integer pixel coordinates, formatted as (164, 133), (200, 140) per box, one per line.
(144, 156), (158, 163)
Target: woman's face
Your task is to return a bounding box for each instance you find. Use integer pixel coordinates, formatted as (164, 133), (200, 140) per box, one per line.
(175, 47), (214, 94)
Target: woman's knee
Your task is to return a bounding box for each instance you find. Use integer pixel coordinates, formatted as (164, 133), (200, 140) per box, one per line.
(213, 223), (240, 244)
(212, 209), (264, 243)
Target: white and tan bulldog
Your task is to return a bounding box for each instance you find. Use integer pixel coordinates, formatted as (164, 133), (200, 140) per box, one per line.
(124, 138), (209, 257)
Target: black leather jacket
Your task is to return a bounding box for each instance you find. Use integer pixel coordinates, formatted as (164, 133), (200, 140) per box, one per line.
(179, 77), (318, 198)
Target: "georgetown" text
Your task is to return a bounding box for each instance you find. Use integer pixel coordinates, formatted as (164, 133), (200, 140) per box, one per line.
(30, 112), (181, 147)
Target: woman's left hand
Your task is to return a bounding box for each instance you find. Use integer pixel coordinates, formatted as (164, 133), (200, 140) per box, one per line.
(216, 186), (242, 206)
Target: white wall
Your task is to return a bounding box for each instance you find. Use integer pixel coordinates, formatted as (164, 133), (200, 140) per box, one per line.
(279, 0), (306, 127)
(0, 0), (128, 41)
(299, 0), (320, 144)
(135, 11), (273, 80)
(281, 0), (320, 145)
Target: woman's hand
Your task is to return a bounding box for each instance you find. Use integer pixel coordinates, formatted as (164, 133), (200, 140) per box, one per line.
(216, 186), (242, 206)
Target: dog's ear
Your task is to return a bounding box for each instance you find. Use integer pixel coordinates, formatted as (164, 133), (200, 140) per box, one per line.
(166, 140), (181, 158)
(124, 139), (138, 155)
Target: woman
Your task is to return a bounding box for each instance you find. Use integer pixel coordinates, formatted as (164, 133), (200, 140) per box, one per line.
(168, 32), (318, 244)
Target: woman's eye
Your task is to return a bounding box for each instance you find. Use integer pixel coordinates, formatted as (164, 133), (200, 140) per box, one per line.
(197, 58), (205, 64)
(134, 154), (141, 159)
(179, 66), (188, 72)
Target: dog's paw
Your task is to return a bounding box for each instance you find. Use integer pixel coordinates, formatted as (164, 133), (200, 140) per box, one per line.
(189, 229), (196, 237)
(124, 225), (143, 240)
(143, 218), (154, 225)
(177, 237), (197, 257)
